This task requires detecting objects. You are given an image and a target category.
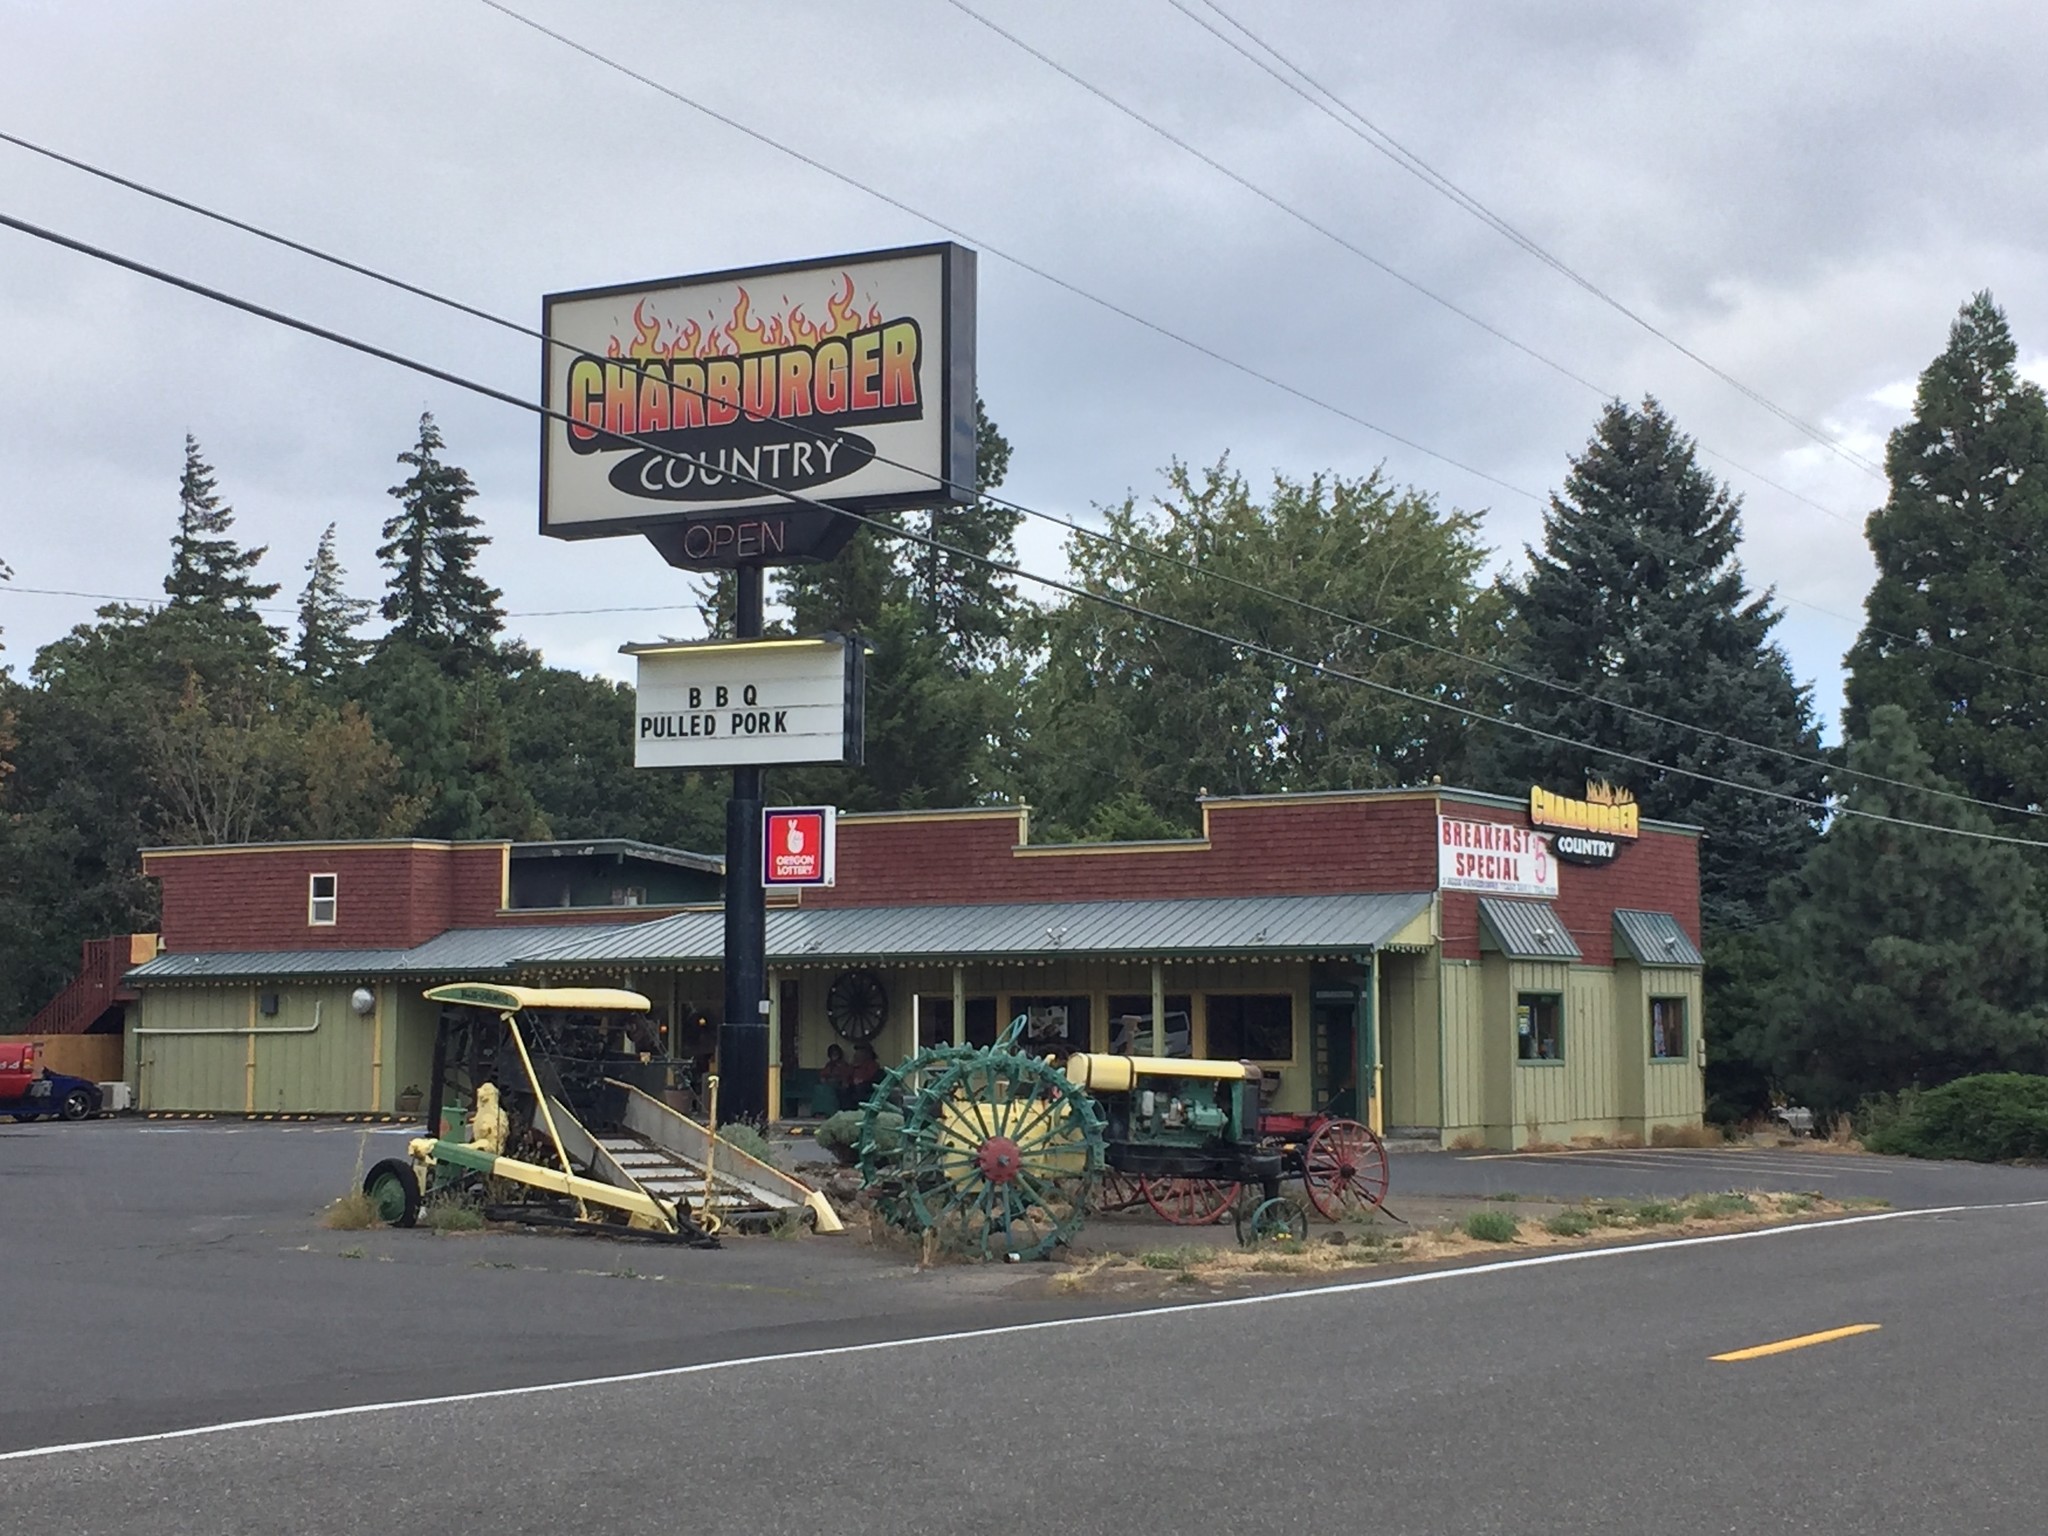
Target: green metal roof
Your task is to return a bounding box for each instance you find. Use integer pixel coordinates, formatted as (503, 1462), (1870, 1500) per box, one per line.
(1613, 909), (1704, 966)
(126, 926), (615, 984)
(1476, 898), (1583, 961)
(129, 893), (1434, 982)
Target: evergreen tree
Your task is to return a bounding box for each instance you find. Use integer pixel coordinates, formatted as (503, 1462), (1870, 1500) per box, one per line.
(163, 436), (278, 613)
(909, 399), (1020, 667)
(1844, 292), (2048, 818)
(294, 524), (373, 684)
(1754, 706), (2048, 1111)
(378, 413), (505, 659)
(1479, 398), (1824, 930)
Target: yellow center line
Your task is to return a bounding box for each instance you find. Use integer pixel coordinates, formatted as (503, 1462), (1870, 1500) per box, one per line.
(1711, 1324), (1882, 1362)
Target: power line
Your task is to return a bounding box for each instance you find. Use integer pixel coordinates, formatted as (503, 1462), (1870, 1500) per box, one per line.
(3, 205), (2040, 852)
(942, 0), (1605, 396)
(465, 1), (1536, 505)
(0, 131), (2033, 818)
(1169, 0), (1886, 480)
(0, 583), (699, 624)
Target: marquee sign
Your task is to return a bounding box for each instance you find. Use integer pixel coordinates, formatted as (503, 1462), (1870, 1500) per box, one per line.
(627, 636), (865, 770)
(1439, 817), (1557, 898)
(1528, 782), (1638, 867)
(541, 243), (977, 569)
(763, 806), (836, 888)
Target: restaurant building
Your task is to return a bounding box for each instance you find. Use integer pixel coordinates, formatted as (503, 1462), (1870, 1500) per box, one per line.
(117, 785), (1705, 1148)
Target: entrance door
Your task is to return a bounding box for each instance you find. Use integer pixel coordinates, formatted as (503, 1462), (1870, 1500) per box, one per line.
(1310, 992), (1363, 1119)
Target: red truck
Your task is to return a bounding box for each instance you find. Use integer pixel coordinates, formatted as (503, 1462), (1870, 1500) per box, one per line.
(0, 1042), (103, 1122)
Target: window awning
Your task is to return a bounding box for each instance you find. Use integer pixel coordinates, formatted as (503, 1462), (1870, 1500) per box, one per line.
(1613, 909), (1704, 966)
(1476, 898), (1582, 960)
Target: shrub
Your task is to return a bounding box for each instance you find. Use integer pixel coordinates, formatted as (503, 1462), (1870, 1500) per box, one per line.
(1862, 1073), (2048, 1162)
(815, 1109), (901, 1165)
(715, 1121), (778, 1168)
(1651, 1122), (1725, 1148)
(1544, 1210), (1595, 1237)
(1462, 1210), (1519, 1243)
(1138, 1246), (1205, 1272)
(1630, 1201), (1684, 1226)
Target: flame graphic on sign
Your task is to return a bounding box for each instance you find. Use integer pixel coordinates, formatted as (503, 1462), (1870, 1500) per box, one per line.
(608, 274), (885, 361)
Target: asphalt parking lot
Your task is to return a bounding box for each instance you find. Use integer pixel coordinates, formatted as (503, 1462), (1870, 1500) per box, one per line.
(8, 1116), (2048, 1460)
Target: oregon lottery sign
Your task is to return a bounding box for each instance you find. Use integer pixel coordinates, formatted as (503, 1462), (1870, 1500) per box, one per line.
(542, 243), (976, 568)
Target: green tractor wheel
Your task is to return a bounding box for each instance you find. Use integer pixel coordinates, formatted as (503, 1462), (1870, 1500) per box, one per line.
(1235, 1195), (1309, 1247)
(363, 1157), (422, 1228)
(867, 1044), (1104, 1261)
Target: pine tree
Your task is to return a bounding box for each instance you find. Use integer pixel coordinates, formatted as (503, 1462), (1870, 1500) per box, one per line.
(909, 398), (1021, 668)
(294, 524), (372, 684)
(1755, 706), (2048, 1110)
(163, 436), (279, 612)
(1480, 398), (1824, 930)
(1844, 292), (2048, 818)
(378, 413), (504, 658)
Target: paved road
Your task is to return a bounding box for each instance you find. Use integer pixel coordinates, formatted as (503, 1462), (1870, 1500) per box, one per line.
(1393, 1141), (2048, 1210)
(9, 1192), (2048, 1533)
(11, 1114), (2048, 1515)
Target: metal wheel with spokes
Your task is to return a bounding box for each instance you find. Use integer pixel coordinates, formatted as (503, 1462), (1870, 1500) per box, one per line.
(1140, 1176), (1242, 1226)
(1091, 1165), (1144, 1214)
(880, 1047), (1105, 1261)
(1300, 1118), (1389, 1220)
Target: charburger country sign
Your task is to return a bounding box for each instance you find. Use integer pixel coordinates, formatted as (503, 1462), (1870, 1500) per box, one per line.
(1528, 782), (1638, 867)
(541, 242), (976, 569)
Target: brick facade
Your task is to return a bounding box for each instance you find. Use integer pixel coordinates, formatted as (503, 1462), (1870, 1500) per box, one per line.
(142, 791), (1700, 962)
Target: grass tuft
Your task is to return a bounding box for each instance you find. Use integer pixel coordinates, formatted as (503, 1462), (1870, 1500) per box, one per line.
(1462, 1209), (1520, 1243)
(1138, 1246), (1206, 1272)
(1629, 1200), (1685, 1226)
(321, 1191), (382, 1230)
(1544, 1209), (1596, 1237)
(423, 1193), (486, 1233)
(1686, 1192), (1756, 1219)
(1651, 1122), (1726, 1148)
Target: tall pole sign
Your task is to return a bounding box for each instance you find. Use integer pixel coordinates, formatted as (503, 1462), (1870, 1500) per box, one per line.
(550, 242), (975, 1122)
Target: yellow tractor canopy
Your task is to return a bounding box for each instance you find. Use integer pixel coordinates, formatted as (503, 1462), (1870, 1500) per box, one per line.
(422, 983), (652, 1014)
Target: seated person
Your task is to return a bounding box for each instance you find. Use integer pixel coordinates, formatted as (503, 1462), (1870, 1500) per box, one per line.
(849, 1043), (881, 1094)
(820, 1043), (853, 1091)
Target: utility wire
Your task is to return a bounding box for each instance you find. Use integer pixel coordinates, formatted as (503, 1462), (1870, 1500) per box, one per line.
(3, 205), (2041, 851)
(0, 583), (698, 623)
(1170, 0), (1886, 480)
(465, 0), (1535, 503)
(942, 0), (1605, 396)
(0, 130), (2036, 818)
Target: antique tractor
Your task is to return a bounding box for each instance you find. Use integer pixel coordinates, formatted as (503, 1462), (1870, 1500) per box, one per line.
(856, 1021), (1294, 1260)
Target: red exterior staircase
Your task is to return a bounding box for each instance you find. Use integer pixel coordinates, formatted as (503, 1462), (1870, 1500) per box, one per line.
(26, 935), (154, 1035)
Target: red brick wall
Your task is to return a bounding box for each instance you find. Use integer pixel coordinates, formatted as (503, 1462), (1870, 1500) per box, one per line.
(808, 799), (1446, 909)
(145, 843), (510, 952)
(813, 795), (1699, 966)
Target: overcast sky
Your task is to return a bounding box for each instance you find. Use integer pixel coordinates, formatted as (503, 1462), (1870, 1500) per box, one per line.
(3, 0), (2045, 745)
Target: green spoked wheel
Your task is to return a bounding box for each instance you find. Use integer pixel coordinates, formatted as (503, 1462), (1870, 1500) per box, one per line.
(868, 1046), (1105, 1261)
(1235, 1195), (1309, 1247)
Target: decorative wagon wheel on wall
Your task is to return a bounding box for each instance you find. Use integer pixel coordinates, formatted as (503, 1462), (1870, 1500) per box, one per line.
(1300, 1118), (1390, 1220)
(1140, 1176), (1243, 1226)
(825, 967), (889, 1043)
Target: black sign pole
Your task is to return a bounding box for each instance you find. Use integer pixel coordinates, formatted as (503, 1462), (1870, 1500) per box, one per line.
(720, 562), (770, 1123)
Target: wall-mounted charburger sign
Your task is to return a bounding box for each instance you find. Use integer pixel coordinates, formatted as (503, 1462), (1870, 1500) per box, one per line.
(1528, 782), (1639, 866)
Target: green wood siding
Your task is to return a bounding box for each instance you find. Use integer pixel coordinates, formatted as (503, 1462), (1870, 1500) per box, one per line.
(1641, 965), (1705, 1129)
(1440, 958), (1489, 1141)
(1381, 952), (1440, 1132)
(132, 985), (379, 1113)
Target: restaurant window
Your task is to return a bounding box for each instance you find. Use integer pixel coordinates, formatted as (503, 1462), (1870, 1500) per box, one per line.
(1106, 994), (1193, 1057)
(1650, 997), (1688, 1060)
(1517, 993), (1563, 1062)
(308, 873), (338, 927)
(918, 995), (998, 1050)
(1010, 996), (1089, 1055)
(1206, 994), (1295, 1061)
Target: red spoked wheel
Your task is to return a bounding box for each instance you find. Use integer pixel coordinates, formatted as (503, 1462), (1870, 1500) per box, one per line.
(1301, 1118), (1389, 1220)
(1092, 1166), (1145, 1213)
(1141, 1177), (1242, 1226)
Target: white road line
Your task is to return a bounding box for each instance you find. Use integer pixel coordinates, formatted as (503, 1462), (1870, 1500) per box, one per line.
(6, 1198), (2045, 1466)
